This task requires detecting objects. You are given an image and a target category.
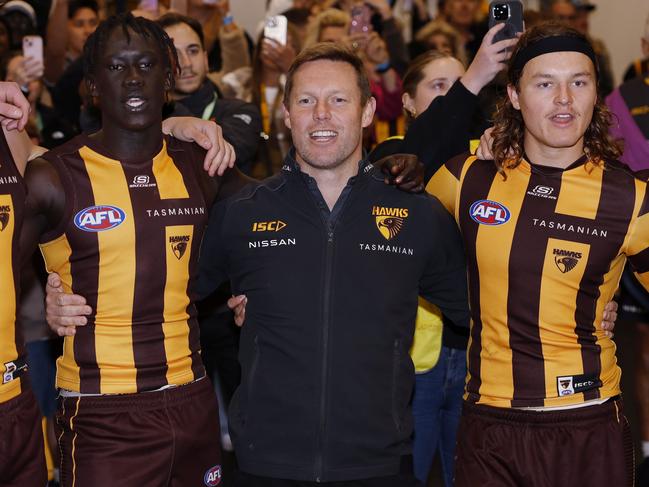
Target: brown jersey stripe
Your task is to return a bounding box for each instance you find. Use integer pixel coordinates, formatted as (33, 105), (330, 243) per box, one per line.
(122, 163), (169, 391)
(629, 246), (649, 273)
(457, 159), (494, 403)
(447, 152), (472, 180)
(574, 167), (636, 400)
(81, 147), (138, 393)
(508, 171), (562, 407)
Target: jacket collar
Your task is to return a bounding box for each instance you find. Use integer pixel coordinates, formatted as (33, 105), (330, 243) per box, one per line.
(281, 147), (375, 179)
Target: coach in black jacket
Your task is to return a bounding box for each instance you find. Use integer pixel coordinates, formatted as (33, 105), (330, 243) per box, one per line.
(197, 43), (469, 486)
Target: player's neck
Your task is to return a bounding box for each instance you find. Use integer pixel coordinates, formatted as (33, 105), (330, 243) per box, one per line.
(523, 137), (585, 169)
(96, 122), (164, 164)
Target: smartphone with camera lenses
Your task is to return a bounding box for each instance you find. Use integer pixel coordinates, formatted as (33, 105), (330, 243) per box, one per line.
(489, 1), (524, 44)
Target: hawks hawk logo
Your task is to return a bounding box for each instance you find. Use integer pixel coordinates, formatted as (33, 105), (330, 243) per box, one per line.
(169, 235), (190, 259)
(372, 206), (408, 241)
(553, 248), (583, 273)
(0, 206), (9, 231)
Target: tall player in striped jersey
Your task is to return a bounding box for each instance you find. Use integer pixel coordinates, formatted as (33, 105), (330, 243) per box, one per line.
(0, 79), (227, 486)
(428, 23), (644, 486)
(17, 14), (249, 487)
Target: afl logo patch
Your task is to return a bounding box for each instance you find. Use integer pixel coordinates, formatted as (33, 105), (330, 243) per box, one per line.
(74, 205), (126, 232)
(204, 465), (222, 486)
(469, 200), (510, 226)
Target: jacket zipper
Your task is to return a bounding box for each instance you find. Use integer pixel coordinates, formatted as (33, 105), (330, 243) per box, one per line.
(314, 221), (335, 482)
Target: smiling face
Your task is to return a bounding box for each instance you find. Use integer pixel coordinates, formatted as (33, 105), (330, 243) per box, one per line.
(164, 22), (207, 97)
(403, 56), (465, 117)
(508, 51), (597, 162)
(283, 59), (375, 173)
(87, 26), (171, 131)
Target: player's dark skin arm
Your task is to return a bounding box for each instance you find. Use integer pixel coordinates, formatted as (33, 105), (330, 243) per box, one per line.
(20, 157), (66, 267)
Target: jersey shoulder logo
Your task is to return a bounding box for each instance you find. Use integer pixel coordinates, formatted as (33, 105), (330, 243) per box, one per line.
(469, 199), (510, 225)
(0, 205), (10, 231)
(170, 235), (190, 259)
(553, 248), (583, 273)
(372, 206), (408, 241)
(74, 205), (126, 232)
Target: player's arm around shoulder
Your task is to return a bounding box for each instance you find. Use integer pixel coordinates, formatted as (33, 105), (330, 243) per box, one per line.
(21, 155), (66, 258)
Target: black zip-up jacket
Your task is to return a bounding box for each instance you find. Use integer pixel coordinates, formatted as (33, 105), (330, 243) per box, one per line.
(196, 152), (469, 482)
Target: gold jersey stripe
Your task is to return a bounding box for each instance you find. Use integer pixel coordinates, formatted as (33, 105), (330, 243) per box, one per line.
(555, 162), (602, 219)
(0, 194), (20, 402)
(163, 225), (194, 385)
(473, 166), (530, 406)
(80, 146), (138, 394)
(153, 142), (189, 200)
(538, 238), (589, 405)
(40, 234), (81, 390)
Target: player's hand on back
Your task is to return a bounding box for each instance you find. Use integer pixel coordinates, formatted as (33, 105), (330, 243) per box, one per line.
(45, 272), (92, 337)
(601, 300), (617, 339)
(162, 117), (236, 176)
(376, 153), (425, 193)
(227, 294), (247, 327)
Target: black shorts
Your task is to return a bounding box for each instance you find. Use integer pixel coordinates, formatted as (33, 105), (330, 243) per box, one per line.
(455, 398), (634, 487)
(0, 383), (47, 487)
(56, 377), (222, 487)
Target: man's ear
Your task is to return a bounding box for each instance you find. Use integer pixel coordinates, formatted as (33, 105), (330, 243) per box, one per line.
(283, 103), (291, 130)
(507, 84), (521, 111)
(362, 97), (376, 128)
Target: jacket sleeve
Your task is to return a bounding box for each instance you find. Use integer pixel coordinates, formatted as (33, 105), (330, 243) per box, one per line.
(196, 200), (230, 300)
(402, 80), (479, 182)
(212, 99), (262, 170)
(418, 196), (470, 329)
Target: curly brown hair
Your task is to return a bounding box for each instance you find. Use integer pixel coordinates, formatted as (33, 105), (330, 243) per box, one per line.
(491, 22), (622, 176)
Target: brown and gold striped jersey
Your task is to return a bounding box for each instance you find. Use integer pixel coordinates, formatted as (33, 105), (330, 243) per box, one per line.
(39, 135), (211, 394)
(428, 154), (649, 408)
(0, 128), (27, 403)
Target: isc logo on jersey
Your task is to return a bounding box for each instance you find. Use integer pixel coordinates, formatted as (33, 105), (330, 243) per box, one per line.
(469, 200), (510, 226)
(204, 465), (222, 486)
(74, 205), (126, 232)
